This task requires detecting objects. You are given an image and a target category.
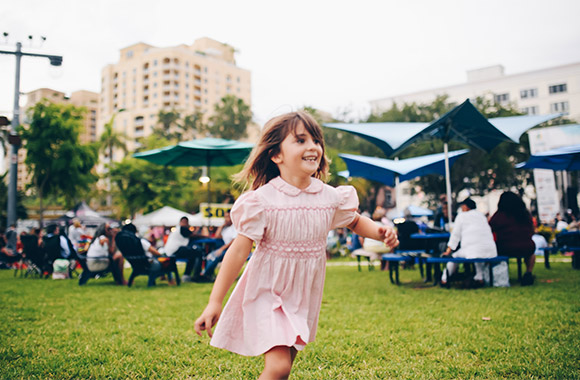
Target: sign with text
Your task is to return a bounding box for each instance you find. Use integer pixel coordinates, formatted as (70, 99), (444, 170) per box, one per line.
(200, 203), (232, 219)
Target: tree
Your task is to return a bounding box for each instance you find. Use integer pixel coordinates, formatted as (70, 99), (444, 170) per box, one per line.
(0, 173), (27, 227)
(99, 113), (128, 163)
(19, 101), (98, 227)
(153, 109), (205, 142)
(208, 95), (252, 140)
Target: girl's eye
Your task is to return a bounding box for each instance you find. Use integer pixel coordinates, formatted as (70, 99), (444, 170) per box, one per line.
(314, 140), (321, 145)
(297, 138), (305, 143)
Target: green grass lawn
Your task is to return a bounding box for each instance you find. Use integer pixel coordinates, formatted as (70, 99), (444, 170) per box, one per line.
(1, 260), (579, 379)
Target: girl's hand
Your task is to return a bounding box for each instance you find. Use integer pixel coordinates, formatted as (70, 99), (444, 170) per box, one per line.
(194, 301), (222, 337)
(379, 226), (399, 250)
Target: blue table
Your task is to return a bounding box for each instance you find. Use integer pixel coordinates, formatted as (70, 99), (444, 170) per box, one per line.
(410, 233), (450, 283)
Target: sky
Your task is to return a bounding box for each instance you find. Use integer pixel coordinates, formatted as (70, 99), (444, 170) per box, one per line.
(1, 0), (580, 125)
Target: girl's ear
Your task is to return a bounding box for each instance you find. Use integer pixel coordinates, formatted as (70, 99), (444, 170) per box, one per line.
(271, 153), (282, 164)
(269, 148), (282, 164)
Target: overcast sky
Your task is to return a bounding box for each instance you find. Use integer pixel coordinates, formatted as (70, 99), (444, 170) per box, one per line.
(2, 0), (580, 125)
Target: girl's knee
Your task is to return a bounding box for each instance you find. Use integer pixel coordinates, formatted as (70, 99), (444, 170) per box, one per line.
(262, 346), (294, 379)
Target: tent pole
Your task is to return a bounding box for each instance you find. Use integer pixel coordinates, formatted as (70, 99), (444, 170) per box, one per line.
(444, 142), (453, 226)
(394, 157), (401, 213)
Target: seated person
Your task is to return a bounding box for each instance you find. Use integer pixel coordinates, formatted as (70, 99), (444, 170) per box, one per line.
(200, 211), (237, 281)
(532, 228), (548, 256)
(441, 198), (497, 286)
(164, 216), (205, 282)
(85, 223), (126, 285)
(395, 209), (420, 250)
(0, 228), (21, 269)
(489, 191), (536, 286)
(120, 223), (173, 285)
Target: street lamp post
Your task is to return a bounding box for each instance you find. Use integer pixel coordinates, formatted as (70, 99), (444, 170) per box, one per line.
(0, 41), (62, 227)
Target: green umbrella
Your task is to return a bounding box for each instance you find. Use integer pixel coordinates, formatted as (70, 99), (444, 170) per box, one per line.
(133, 137), (254, 167)
(133, 137), (254, 205)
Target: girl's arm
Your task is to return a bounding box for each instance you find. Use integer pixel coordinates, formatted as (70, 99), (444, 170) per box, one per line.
(194, 234), (253, 337)
(347, 214), (399, 250)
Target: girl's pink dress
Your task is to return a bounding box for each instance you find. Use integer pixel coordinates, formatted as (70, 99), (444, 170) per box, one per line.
(210, 176), (358, 356)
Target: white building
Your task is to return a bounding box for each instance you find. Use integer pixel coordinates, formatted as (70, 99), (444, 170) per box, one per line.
(370, 62), (580, 122)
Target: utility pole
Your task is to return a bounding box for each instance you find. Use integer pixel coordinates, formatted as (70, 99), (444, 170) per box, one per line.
(0, 38), (63, 227)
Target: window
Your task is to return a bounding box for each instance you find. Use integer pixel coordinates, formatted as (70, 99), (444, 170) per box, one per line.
(494, 93), (509, 103)
(549, 83), (567, 94)
(550, 101), (569, 113)
(521, 106), (539, 115)
(520, 88), (537, 99)
(126, 50), (133, 58)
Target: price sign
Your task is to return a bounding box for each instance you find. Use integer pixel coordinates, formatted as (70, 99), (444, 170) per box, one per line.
(200, 203), (232, 218)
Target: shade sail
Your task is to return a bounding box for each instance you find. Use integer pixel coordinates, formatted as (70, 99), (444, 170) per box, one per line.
(133, 137), (254, 167)
(516, 144), (580, 171)
(339, 149), (469, 186)
(324, 122), (429, 157)
(394, 100), (512, 154)
(488, 113), (563, 142)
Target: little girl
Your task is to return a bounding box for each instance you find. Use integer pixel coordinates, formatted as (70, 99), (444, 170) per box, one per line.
(194, 111), (399, 379)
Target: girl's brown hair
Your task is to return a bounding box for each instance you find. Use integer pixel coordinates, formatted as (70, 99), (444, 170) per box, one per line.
(234, 111), (329, 190)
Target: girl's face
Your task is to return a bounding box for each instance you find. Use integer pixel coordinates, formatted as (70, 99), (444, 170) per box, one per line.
(272, 123), (323, 181)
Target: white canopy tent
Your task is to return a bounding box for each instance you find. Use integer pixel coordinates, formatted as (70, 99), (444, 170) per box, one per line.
(132, 206), (224, 228)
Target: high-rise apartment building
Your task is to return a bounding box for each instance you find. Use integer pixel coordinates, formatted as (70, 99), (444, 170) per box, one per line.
(370, 62), (580, 122)
(99, 37), (252, 158)
(13, 88), (99, 191)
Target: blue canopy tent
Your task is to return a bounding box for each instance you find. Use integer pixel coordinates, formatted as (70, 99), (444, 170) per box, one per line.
(488, 113), (563, 143)
(326, 101), (563, 221)
(516, 143), (580, 171)
(339, 149), (469, 186)
(391, 100), (564, 221)
(324, 122), (429, 157)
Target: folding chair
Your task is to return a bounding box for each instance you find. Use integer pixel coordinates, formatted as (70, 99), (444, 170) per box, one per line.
(115, 230), (180, 287)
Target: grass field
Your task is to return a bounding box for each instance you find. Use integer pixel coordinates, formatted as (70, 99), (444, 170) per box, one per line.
(1, 259), (579, 379)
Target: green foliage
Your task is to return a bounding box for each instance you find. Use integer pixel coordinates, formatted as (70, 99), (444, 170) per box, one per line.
(1, 262), (579, 379)
(99, 113), (128, 158)
(208, 95), (252, 140)
(152, 109), (204, 142)
(0, 173), (27, 227)
(19, 101), (98, 219)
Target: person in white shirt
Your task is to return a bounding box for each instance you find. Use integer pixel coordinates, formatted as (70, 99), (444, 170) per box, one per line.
(164, 216), (204, 281)
(85, 223), (126, 285)
(441, 198), (497, 286)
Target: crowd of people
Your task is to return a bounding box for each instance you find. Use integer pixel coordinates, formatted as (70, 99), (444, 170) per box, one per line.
(0, 213), (237, 286)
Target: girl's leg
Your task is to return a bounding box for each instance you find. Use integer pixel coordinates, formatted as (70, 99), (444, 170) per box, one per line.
(259, 346), (296, 380)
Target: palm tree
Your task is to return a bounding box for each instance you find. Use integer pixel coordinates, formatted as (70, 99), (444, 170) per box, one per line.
(99, 111), (128, 206)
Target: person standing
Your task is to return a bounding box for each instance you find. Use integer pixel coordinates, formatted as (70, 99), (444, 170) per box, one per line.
(194, 111), (399, 379)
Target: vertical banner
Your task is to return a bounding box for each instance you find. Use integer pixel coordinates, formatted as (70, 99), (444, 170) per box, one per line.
(527, 125), (580, 224)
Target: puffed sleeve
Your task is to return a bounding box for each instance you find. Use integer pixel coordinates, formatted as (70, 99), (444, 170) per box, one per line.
(331, 185), (359, 229)
(230, 191), (266, 242)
